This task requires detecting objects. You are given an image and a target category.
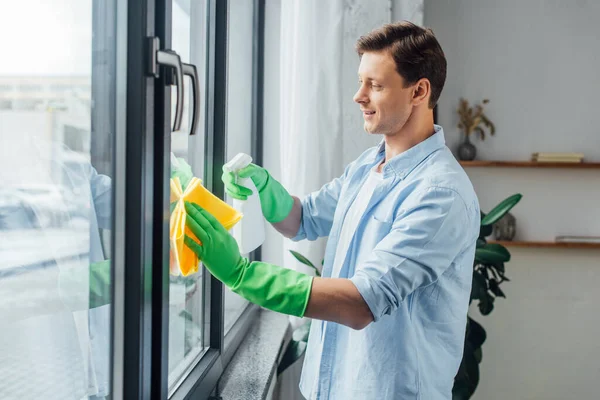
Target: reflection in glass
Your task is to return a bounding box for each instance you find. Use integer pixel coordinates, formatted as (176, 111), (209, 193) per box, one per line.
(0, 1), (114, 398)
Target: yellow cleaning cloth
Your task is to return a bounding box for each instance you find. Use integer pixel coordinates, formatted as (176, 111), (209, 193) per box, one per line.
(170, 176), (243, 276)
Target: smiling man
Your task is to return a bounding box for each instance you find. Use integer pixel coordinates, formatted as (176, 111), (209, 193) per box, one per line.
(184, 21), (480, 399)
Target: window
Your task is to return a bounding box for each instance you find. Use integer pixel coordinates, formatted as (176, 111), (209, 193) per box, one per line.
(0, 1), (266, 398)
(49, 83), (73, 92)
(63, 125), (88, 153)
(0, 1), (114, 399)
(18, 84), (43, 92)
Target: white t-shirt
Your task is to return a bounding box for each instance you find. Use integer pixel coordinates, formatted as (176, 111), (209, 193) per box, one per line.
(331, 165), (383, 276)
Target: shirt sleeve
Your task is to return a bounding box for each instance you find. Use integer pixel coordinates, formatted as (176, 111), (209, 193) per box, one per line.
(350, 186), (474, 321)
(292, 164), (351, 242)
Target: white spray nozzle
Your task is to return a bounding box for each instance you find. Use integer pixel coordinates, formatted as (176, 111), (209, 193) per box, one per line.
(224, 152), (253, 173)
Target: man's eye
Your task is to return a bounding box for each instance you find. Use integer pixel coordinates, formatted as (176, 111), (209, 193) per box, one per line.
(372, 84), (382, 89)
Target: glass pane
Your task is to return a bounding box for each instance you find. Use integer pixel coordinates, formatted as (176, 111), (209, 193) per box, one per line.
(224, 0), (255, 333)
(0, 1), (117, 398)
(167, 0), (209, 392)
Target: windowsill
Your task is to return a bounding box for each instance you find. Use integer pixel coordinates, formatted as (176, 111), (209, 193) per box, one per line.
(218, 309), (292, 399)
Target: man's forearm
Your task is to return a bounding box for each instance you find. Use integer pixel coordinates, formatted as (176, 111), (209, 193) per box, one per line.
(304, 277), (374, 330)
(271, 195), (302, 238)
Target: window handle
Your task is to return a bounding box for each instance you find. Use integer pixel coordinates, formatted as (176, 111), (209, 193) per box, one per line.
(182, 63), (200, 136)
(148, 37), (184, 132)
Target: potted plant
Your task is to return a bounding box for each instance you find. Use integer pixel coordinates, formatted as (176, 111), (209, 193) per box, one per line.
(453, 193), (522, 399)
(277, 193), (523, 400)
(457, 98), (496, 161)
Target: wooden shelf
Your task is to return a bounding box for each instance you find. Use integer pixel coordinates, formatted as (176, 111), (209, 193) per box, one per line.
(489, 240), (600, 249)
(460, 160), (600, 169)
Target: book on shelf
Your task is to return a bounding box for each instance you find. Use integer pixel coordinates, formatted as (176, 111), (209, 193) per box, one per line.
(555, 235), (600, 243)
(531, 152), (584, 163)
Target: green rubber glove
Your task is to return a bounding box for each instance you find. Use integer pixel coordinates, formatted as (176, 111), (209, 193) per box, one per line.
(221, 163), (294, 223)
(89, 259), (112, 309)
(183, 201), (313, 317)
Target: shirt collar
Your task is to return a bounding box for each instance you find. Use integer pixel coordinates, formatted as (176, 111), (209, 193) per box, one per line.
(373, 125), (446, 179)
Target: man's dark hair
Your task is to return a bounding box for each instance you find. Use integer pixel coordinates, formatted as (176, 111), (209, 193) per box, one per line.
(356, 21), (447, 109)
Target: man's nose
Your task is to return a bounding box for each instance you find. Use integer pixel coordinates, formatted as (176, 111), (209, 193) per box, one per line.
(353, 87), (367, 104)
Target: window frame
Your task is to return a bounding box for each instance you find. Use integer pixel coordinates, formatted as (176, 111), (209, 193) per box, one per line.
(111, 0), (160, 398)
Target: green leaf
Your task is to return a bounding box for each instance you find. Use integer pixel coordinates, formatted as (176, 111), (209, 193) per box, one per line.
(466, 316), (487, 348)
(483, 266), (490, 280)
(289, 250), (321, 276)
(481, 194), (522, 226)
(453, 340), (480, 399)
(479, 212), (493, 237)
(470, 271), (487, 301)
(475, 244), (511, 264)
(476, 238), (487, 248)
(289, 250), (315, 268)
(487, 264), (501, 281)
(488, 279), (506, 298)
(452, 387), (471, 400)
(490, 262), (505, 275)
(474, 347), (483, 364)
(478, 294), (495, 315)
(277, 340), (307, 375)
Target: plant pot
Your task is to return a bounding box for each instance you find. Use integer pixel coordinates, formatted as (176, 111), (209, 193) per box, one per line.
(458, 136), (477, 161)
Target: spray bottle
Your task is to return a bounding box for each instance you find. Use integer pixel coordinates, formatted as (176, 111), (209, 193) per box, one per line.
(223, 153), (265, 254)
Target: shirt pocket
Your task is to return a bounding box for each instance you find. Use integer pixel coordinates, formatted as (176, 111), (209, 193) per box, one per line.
(361, 215), (393, 250)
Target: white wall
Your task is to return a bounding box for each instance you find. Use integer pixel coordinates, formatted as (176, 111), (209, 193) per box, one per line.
(425, 0), (600, 399)
(426, 0), (600, 162)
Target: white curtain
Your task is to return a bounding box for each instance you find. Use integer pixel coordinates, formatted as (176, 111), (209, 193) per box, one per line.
(279, 0), (344, 292)
(274, 0), (393, 399)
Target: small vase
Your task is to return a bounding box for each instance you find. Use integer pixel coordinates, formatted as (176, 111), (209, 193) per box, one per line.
(494, 212), (516, 241)
(458, 135), (477, 161)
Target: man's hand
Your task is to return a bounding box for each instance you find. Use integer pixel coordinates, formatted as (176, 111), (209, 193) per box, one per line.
(221, 163), (294, 223)
(183, 201), (313, 317)
(183, 201), (245, 287)
(221, 163), (268, 199)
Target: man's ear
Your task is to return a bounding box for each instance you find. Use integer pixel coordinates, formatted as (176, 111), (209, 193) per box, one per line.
(411, 78), (431, 106)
